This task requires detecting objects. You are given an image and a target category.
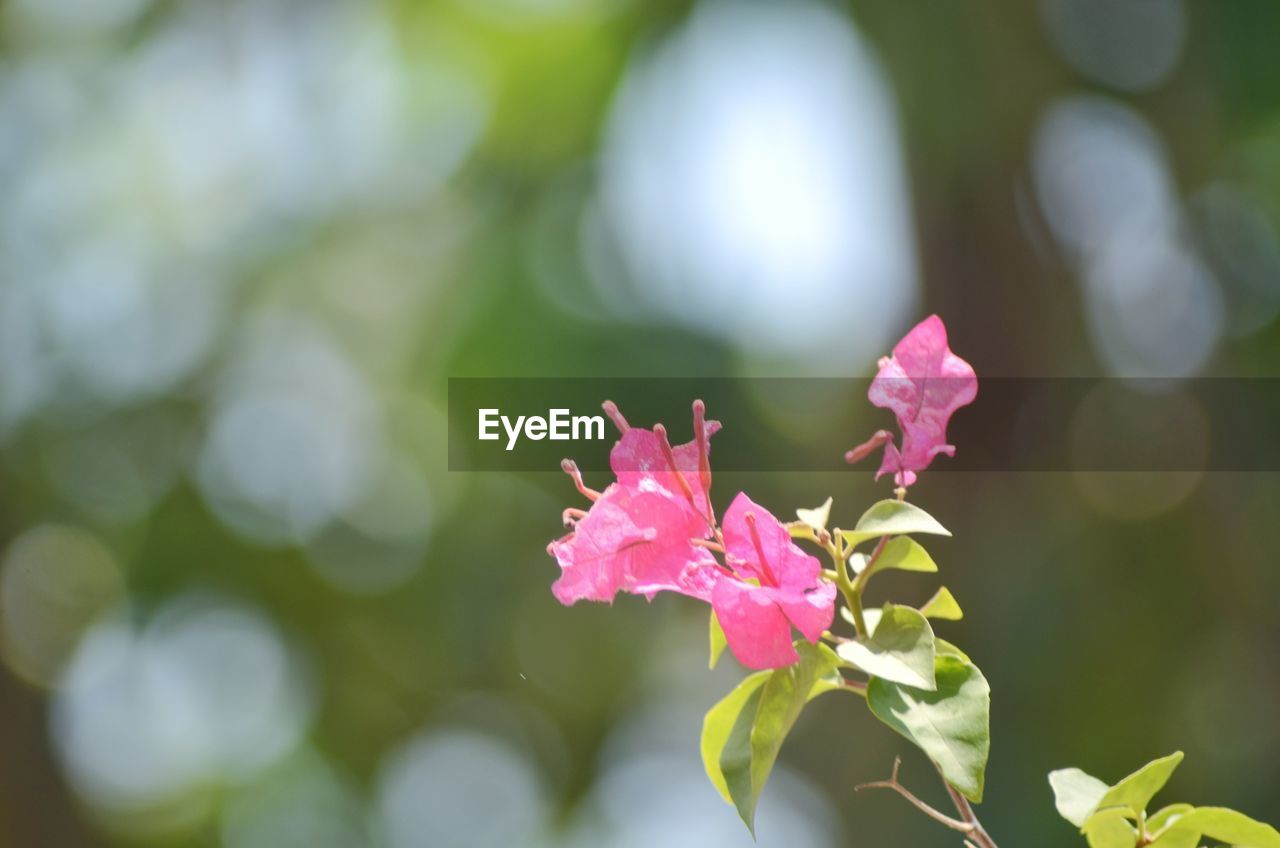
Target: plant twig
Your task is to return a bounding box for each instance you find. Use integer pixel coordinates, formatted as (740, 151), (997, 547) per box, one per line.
(855, 758), (975, 834)
(942, 778), (1000, 848)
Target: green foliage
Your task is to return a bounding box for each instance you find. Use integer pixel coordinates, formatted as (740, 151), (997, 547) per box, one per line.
(919, 586), (963, 620)
(1050, 768), (1111, 827)
(794, 497), (833, 533)
(1083, 807), (1137, 848)
(1147, 804), (1195, 832)
(702, 671), (770, 805)
(1050, 753), (1280, 847)
(701, 642), (845, 832)
(840, 499), (950, 548)
(1095, 752), (1185, 817)
(1164, 807), (1280, 847)
(836, 603), (937, 690)
(934, 637), (972, 662)
(862, 536), (938, 577)
(867, 654), (991, 802)
(709, 610), (728, 669)
(702, 487), (1280, 845)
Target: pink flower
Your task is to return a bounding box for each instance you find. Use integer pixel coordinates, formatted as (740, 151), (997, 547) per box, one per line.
(855, 315), (977, 488)
(548, 403), (835, 670)
(711, 493), (836, 669)
(549, 482), (717, 604)
(609, 419), (719, 523)
(549, 401), (719, 605)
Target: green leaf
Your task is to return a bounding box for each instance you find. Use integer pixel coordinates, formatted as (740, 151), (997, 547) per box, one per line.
(836, 604), (937, 690)
(867, 654), (990, 802)
(709, 611), (728, 669)
(843, 595), (962, 636)
(934, 637), (972, 663)
(702, 671), (770, 805)
(1050, 768), (1111, 827)
(708, 643), (842, 832)
(864, 536), (938, 577)
(1083, 808), (1138, 848)
(841, 499), (950, 548)
(920, 586), (964, 620)
(795, 497), (833, 533)
(1147, 803), (1194, 833)
(842, 604), (881, 633)
(1093, 752), (1184, 818)
(1163, 807), (1280, 848)
(1056, 753), (1186, 833)
(1146, 827), (1198, 848)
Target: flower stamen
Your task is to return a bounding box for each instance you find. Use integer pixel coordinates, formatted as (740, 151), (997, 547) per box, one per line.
(560, 458), (601, 501)
(653, 423), (699, 507)
(601, 400), (630, 434)
(692, 399), (714, 520)
(744, 512), (779, 587)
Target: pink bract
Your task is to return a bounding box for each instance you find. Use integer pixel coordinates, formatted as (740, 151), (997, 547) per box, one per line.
(610, 421), (720, 520)
(712, 493), (836, 669)
(549, 482), (717, 605)
(868, 314), (977, 488)
(549, 405), (719, 606)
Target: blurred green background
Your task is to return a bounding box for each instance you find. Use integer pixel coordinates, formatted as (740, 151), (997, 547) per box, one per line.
(2, 0), (1279, 845)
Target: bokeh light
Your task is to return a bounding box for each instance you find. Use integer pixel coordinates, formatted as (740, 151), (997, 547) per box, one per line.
(376, 728), (551, 848)
(595, 0), (918, 370)
(1032, 95), (1224, 377)
(1039, 0), (1187, 92)
(1, 524), (124, 687)
(52, 594), (314, 834)
(1, 2), (1280, 845)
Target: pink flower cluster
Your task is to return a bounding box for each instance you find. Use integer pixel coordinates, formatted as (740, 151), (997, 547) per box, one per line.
(549, 400), (835, 669)
(547, 316), (976, 669)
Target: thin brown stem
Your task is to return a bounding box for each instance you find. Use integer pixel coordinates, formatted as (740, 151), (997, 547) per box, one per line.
(855, 758), (975, 835)
(942, 779), (999, 848)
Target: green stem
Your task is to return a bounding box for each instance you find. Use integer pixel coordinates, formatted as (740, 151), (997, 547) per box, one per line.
(851, 534), (891, 596)
(828, 535), (867, 636)
(842, 535), (892, 638)
(845, 582), (868, 636)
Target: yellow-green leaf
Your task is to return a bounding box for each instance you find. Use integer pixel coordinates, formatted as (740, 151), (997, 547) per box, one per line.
(935, 637), (971, 663)
(1050, 767), (1110, 828)
(1083, 808), (1137, 848)
(705, 643), (842, 833)
(840, 499), (951, 548)
(1163, 807), (1280, 848)
(1147, 803), (1194, 833)
(709, 610), (728, 669)
(920, 586), (964, 621)
(1093, 752), (1184, 818)
(865, 536), (938, 577)
(701, 672), (770, 804)
(1146, 827), (1198, 848)
(795, 497), (833, 533)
